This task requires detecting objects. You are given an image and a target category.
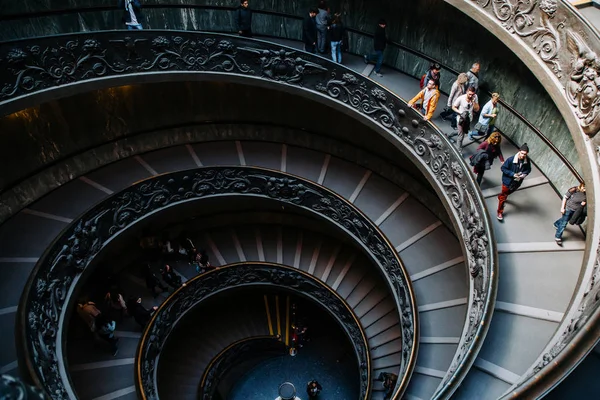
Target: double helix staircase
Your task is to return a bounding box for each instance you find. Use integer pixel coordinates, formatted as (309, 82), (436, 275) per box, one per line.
(1, 136), (470, 399)
(0, 29), (591, 400)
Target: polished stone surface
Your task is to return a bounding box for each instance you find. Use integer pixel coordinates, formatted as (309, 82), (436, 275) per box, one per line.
(0, 0), (581, 192)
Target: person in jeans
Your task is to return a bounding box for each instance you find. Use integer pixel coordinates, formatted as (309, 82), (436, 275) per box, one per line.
(469, 131), (504, 186)
(440, 73), (468, 129)
(465, 62), (481, 92)
(315, 1), (330, 53)
(363, 19), (387, 77)
(329, 14), (345, 63)
(469, 93), (500, 141)
(554, 183), (586, 245)
(497, 143), (532, 221)
(118, 0), (143, 30)
(302, 8), (318, 53)
(408, 79), (440, 121)
(235, 0), (253, 37)
(451, 86), (479, 149)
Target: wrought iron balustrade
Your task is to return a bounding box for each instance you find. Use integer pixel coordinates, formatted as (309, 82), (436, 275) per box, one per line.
(7, 31), (496, 400)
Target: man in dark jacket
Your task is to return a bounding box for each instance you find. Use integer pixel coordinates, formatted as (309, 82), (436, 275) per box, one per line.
(235, 0), (253, 37)
(118, 0), (143, 30)
(363, 19), (387, 77)
(303, 8), (318, 53)
(497, 143), (532, 221)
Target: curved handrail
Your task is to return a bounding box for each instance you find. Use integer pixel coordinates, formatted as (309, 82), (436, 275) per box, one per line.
(198, 335), (284, 398)
(18, 165), (417, 400)
(0, 3), (583, 183)
(135, 263), (367, 400)
(8, 31), (495, 400)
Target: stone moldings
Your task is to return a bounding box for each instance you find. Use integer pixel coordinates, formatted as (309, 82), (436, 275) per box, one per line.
(136, 264), (367, 400)
(471, 0), (600, 138)
(468, 0), (600, 396)
(7, 32), (495, 400)
(21, 167), (409, 400)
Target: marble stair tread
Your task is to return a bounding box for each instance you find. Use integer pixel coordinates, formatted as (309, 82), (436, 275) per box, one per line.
(84, 157), (153, 193)
(68, 337), (139, 367)
(361, 298), (397, 328)
(405, 373), (444, 400)
(140, 146), (199, 174)
(70, 364), (134, 400)
(332, 260), (367, 299)
(372, 352), (403, 370)
(371, 338), (403, 360)
(0, 261), (36, 309)
(346, 275), (378, 309)
(368, 325), (402, 348)
(353, 285), (388, 318)
(365, 311), (400, 339)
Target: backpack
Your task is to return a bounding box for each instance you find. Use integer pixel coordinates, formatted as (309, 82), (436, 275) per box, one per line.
(419, 74), (427, 89)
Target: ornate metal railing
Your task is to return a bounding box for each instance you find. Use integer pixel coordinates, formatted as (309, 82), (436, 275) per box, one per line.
(138, 263), (368, 399)
(17, 166), (411, 399)
(0, 3), (583, 186)
(455, 1), (600, 397)
(8, 31), (496, 400)
(198, 335), (285, 400)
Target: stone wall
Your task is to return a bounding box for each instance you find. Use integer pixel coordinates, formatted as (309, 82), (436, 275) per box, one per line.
(0, 0), (582, 191)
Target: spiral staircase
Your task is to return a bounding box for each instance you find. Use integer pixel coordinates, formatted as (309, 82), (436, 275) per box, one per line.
(2, 1), (600, 399)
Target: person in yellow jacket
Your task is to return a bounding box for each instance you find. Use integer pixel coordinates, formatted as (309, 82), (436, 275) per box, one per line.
(408, 79), (440, 121)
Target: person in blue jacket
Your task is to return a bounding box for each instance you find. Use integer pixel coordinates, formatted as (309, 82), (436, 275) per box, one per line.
(497, 143), (531, 221)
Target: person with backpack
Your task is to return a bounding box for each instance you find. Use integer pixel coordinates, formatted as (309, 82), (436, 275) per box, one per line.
(469, 131), (504, 186)
(408, 79), (440, 121)
(420, 63), (441, 89)
(554, 183), (586, 245)
(117, 0), (143, 30)
(469, 93), (500, 141)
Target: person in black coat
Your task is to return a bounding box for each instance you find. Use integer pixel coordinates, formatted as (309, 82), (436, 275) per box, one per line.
(363, 19), (387, 76)
(162, 264), (182, 289)
(303, 8), (318, 53)
(235, 0), (253, 37)
(127, 296), (157, 327)
(141, 263), (168, 298)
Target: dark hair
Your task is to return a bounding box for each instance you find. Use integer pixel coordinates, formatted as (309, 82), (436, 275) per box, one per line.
(378, 18), (386, 25)
(318, 0), (327, 9)
(241, 0), (247, 4)
(431, 63), (441, 71)
(309, 7), (318, 14)
(332, 13), (342, 25)
(466, 86), (476, 93)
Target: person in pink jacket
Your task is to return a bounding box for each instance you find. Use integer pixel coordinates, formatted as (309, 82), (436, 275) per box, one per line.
(408, 79), (440, 121)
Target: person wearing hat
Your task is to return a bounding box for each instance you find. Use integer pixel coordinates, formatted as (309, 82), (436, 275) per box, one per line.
(497, 143), (531, 221)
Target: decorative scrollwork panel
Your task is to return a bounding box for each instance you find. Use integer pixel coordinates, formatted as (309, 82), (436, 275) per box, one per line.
(7, 32), (495, 400)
